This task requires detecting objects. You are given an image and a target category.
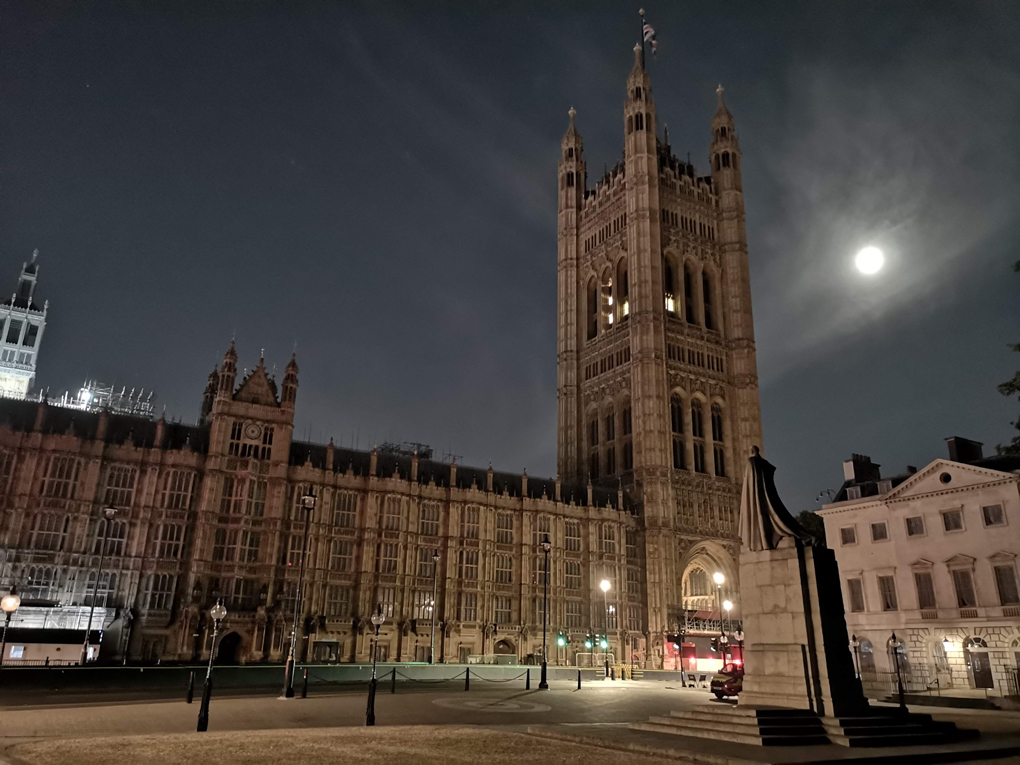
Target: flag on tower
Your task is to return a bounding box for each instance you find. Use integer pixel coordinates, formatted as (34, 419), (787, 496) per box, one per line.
(643, 21), (657, 57)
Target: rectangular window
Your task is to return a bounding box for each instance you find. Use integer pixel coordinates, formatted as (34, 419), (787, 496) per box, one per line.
(40, 455), (80, 499)
(566, 600), (582, 628)
(839, 526), (857, 546)
(245, 479), (267, 517)
(376, 586), (396, 618)
(30, 513), (68, 552)
(239, 530), (261, 563)
(605, 412), (615, 442)
(627, 604), (641, 631)
(288, 483), (313, 521)
(417, 547), (437, 577)
(332, 491), (357, 527)
(6, 320), (22, 343)
(147, 574), (176, 610)
(458, 591), (477, 621)
(533, 554), (549, 585)
(565, 521), (581, 552)
(212, 528), (238, 562)
(625, 529), (638, 560)
(376, 542), (399, 574)
(494, 595), (512, 625)
(565, 561), (581, 590)
(228, 421), (243, 456)
(952, 569), (977, 607)
(847, 578), (865, 612)
(983, 505), (1006, 527)
(460, 506), (479, 539)
(160, 470), (195, 510)
(458, 549), (479, 580)
(286, 533), (305, 567)
(495, 553), (513, 584)
(23, 323), (38, 347)
(329, 539), (354, 571)
(220, 476), (244, 515)
(942, 510), (964, 532)
(622, 407), (632, 436)
(622, 441), (633, 471)
(383, 496), (402, 531)
(994, 565), (1020, 606)
(914, 572), (937, 610)
(532, 515), (551, 546)
(325, 585), (352, 618)
(419, 502), (440, 537)
(411, 590), (434, 620)
(905, 516), (925, 536)
(878, 575), (898, 611)
(95, 519), (127, 556)
(870, 522), (888, 542)
(599, 524), (616, 554)
(156, 523), (184, 559)
(496, 513), (514, 545)
(627, 566), (641, 597)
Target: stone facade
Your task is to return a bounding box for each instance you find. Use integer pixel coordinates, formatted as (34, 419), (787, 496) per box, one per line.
(0, 345), (648, 666)
(556, 45), (762, 652)
(818, 448), (1020, 696)
(0, 252), (46, 400)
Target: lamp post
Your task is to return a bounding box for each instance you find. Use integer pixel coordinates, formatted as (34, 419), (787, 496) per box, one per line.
(890, 632), (906, 711)
(539, 534), (551, 689)
(429, 550), (440, 664)
(850, 634), (861, 679)
(283, 489), (316, 698)
(81, 506), (117, 665)
(366, 605), (385, 726)
(679, 627), (688, 687)
(599, 579), (611, 677)
(722, 599), (733, 640)
(734, 630), (745, 664)
(196, 598), (227, 732)
(1, 586), (21, 668)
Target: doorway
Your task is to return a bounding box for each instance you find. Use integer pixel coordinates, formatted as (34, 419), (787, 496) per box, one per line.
(216, 632), (242, 664)
(965, 638), (993, 689)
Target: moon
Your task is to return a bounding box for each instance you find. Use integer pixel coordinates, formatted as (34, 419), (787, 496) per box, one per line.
(855, 246), (884, 275)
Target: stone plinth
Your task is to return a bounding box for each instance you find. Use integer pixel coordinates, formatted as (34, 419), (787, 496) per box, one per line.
(739, 538), (867, 718)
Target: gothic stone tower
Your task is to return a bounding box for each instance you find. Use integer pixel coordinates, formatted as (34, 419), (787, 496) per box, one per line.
(557, 45), (763, 663)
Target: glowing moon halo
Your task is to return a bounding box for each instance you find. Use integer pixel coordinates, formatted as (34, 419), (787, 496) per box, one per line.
(854, 246), (884, 275)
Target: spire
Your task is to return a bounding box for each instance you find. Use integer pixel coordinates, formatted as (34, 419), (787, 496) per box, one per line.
(713, 83), (734, 126)
(281, 352), (298, 410)
(217, 341), (237, 398)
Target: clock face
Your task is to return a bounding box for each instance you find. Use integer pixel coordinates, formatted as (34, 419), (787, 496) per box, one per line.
(244, 422), (262, 440)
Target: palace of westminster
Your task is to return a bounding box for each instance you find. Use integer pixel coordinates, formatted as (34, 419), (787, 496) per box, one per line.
(0, 45), (761, 667)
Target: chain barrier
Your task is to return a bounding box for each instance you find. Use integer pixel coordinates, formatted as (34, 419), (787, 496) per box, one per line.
(470, 669), (530, 683)
(393, 669), (468, 684)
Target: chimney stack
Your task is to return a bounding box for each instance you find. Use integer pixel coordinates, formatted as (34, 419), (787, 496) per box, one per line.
(945, 436), (983, 464)
(842, 454), (881, 483)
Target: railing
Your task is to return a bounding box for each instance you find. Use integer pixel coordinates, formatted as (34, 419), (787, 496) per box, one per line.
(574, 652), (615, 668)
(1005, 666), (1019, 698)
(2, 658), (80, 667)
(860, 663), (946, 698)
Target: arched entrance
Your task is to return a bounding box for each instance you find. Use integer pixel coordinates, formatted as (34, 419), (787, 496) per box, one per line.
(216, 632), (242, 664)
(670, 541), (737, 672)
(493, 638), (516, 665)
(964, 637), (993, 690)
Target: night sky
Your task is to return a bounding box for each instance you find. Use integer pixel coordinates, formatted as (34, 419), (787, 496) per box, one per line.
(3, 1), (1018, 511)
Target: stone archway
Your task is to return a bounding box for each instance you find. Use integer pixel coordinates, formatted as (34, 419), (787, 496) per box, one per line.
(216, 631), (243, 664)
(677, 540), (738, 615)
(493, 638), (515, 655)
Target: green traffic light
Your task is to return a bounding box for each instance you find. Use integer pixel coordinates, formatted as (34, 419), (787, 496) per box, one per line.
(557, 636), (566, 647)
(584, 640), (592, 648)
(599, 638), (608, 649)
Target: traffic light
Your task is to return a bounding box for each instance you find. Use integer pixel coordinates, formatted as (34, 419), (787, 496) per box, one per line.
(556, 632), (568, 648)
(584, 636), (593, 649)
(710, 637), (719, 652)
(599, 636), (608, 650)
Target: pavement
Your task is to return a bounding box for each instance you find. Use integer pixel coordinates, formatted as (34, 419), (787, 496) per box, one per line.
(2, 680), (1019, 765)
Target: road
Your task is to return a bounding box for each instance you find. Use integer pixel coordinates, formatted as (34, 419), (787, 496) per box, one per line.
(0, 679), (718, 739)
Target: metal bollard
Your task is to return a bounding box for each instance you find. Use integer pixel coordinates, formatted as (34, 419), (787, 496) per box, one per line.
(611, 667), (616, 681)
(577, 669), (581, 690)
(621, 669), (627, 681)
(465, 667), (470, 691)
(526, 668), (530, 690)
(186, 670), (195, 704)
(391, 669), (396, 694)
(301, 668), (308, 699)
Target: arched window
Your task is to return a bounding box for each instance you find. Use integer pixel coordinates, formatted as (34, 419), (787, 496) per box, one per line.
(586, 278), (598, 340)
(566, 171), (574, 187)
(703, 272), (715, 330)
(670, 395), (685, 470)
(601, 271), (614, 331)
(714, 154), (721, 171)
(691, 400), (706, 473)
(567, 147), (574, 158)
(588, 416), (600, 480)
(722, 152), (730, 168)
(616, 259), (629, 322)
(634, 86), (643, 100)
(711, 404), (725, 477)
(604, 409), (616, 475)
(634, 112), (644, 131)
(859, 639), (876, 674)
(720, 126), (727, 138)
(664, 260), (676, 315)
(683, 264), (697, 324)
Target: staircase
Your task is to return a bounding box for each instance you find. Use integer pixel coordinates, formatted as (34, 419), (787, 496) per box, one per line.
(631, 706), (978, 747)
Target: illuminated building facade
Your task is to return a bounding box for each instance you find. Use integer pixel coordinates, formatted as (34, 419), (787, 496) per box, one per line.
(0, 251), (46, 400)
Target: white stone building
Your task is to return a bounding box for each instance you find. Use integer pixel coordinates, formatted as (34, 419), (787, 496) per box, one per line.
(818, 439), (1020, 697)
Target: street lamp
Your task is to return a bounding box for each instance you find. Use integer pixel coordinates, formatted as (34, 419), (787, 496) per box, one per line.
(713, 572), (726, 641)
(429, 550), (440, 664)
(366, 605), (386, 726)
(600, 578), (611, 677)
(890, 632), (906, 711)
(1, 585), (21, 668)
(81, 506), (117, 665)
(734, 629), (745, 664)
(850, 635), (861, 679)
(283, 489), (316, 698)
(539, 534), (551, 689)
(722, 599), (733, 638)
(196, 598), (228, 732)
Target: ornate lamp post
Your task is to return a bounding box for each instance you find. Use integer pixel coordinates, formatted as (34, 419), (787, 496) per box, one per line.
(722, 599), (733, 641)
(196, 598), (228, 732)
(366, 605), (386, 726)
(539, 534), (551, 689)
(283, 489), (316, 698)
(850, 634), (861, 679)
(890, 632), (906, 710)
(734, 629), (745, 664)
(429, 550), (440, 664)
(599, 579), (611, 677)
(1, 586), (21, 668)
(81, 506), (117, 665)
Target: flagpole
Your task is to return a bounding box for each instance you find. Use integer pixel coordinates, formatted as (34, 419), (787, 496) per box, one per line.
(639, 8), (646, 68)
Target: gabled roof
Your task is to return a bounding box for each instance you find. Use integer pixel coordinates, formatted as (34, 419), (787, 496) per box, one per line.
(234, 364), (279, 407)
(884, 459), (1017, 502)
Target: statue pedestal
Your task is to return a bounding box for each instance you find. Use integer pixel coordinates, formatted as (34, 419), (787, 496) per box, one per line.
(739, 539), (867, 718)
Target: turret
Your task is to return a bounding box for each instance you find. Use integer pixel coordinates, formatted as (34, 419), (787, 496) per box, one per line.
(17, 250), (39, 304)
(710, 85), (741, 194)
(200, 366), (218, 422)
(559, 107), (585, 214)
(624, 43), (656, 158)
(281, 353), (298, 410)
(218, 342), (237, 398)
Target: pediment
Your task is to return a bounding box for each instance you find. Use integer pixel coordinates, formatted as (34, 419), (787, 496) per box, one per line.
(989, 551), (1017, 563)
(909, 558), (935, 570)
(233, 365), (279, 407)
(885, 459), (1013, 501)
(945, 554), (976, 567)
